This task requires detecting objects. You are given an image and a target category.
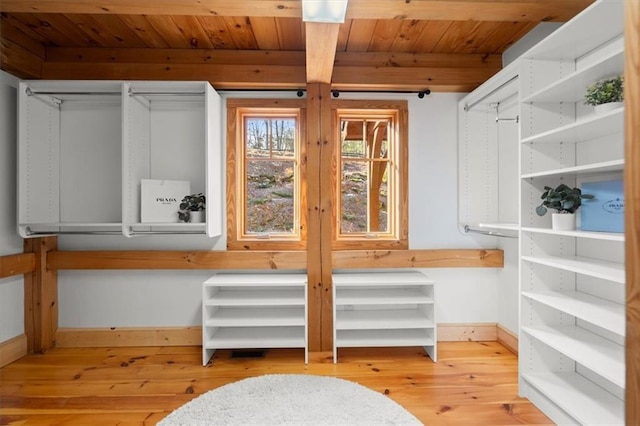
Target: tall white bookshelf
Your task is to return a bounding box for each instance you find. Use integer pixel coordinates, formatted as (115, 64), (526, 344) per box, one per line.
(517, 1), (625, 423)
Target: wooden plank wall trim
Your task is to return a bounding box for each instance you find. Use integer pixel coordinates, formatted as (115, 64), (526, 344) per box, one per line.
(56, 327), (201, 348)
(626, 0), (640, 423)
(55, 324), (502, 348)
(438, 323), (498, 342)
(23, 237), (58, 354)
(333, 249), (504, 269)
(47, 250), (308, 270)
(0, 253), (35, 278)
(496, 324), (518, 355)
(0, 334), (28, 368)
(45, 249), (502, 270)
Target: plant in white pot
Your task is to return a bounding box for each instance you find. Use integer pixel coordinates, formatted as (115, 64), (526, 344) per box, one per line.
(584, 75), (624, 114)
(536, 184), (594, 231)
(178, 193), (205, 223)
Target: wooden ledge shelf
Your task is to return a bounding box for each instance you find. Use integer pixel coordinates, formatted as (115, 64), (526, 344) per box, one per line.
(45, 249), (503, 271)
(0, 253), (36, 278)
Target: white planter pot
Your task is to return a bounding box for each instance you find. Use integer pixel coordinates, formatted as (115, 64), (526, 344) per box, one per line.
(594, 102), (623, 114)
(552, 213), (575, 231)
(189, 210), (205, 223)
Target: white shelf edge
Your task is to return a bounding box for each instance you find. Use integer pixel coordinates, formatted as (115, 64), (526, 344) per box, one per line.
(521, 226), (624, 242)
(522, 372), (623, 425)
(520, 159), (624, 179)
(522, 324), (624, 388)
(522, 290), (625, 336)
(521, 255), (625, 283)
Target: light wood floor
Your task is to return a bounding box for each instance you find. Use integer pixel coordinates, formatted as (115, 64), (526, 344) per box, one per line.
(0, 342), (552, 425)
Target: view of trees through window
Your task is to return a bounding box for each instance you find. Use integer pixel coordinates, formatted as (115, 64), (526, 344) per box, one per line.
(339, 117), (392, 235)
(244, 116), (297, 234)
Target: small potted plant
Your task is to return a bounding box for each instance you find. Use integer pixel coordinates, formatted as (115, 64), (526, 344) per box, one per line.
(584, 75), (624, 114)
(178, 193), (205, 223)
(536, 184), (594, 231)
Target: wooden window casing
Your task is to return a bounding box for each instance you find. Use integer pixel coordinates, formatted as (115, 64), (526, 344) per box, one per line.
(226, 99), (307, 250)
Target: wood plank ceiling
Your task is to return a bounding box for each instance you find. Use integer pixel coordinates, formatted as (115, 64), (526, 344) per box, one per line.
(1, 0), (594, 92)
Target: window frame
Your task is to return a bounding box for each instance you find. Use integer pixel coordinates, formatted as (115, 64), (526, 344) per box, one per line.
(331, 100), (409, 250)
(226, 99), (307, 250)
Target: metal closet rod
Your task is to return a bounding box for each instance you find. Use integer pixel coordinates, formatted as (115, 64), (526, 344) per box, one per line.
(463, 74), (519, 112)
(25, 230), (207, 236)
(26, 88), (206, 97)
(463, 225), (518, 238)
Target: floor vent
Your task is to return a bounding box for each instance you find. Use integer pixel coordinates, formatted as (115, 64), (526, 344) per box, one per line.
(230, 350), (267, 359)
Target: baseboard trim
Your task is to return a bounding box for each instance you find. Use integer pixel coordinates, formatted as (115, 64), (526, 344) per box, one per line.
(437, 323), (498, 342)
(0, 334), (28, 367)
(56, 323), (511, 348)
(497, 324), (518, 354)
(56, 327), (201, 348)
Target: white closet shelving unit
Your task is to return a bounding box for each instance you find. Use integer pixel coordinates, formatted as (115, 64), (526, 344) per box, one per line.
(518, 1), (625, 424)
(332, 271), (436, 363)
(17, 80), (222, 238)
(458, 59), (520, 238)
(202, 273), (308, 366)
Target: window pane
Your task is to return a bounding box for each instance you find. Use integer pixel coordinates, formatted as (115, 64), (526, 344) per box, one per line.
(341, 161), (368, 233)
(372, 165), (389, 233)
(246, 118), (296, 159)
(246, 160), (295, 233)
(341, 120), (365, 158)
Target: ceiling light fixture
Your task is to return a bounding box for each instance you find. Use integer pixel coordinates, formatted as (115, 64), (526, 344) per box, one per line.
(302, 0), (348, 23)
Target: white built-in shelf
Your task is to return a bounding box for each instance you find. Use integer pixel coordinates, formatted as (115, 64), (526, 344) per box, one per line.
(521, 226), (624, 242)
(521, 159), (624, 179)
(336, 329), (435, 348)
(522, 372), (624, 425)
(521, 107), (623, 144)
(203, 326), (305, 349)
(521, 48), (623, 104)
(521, 2), (623, 60)
(336, 288), (432, 305)
(522, 290), (625, 336)
(202, 273), (308, 366)
(332, 271), (436, 363)
(204, 290), (305, 306)
(335, 309), (433, 330)
(521, 255), (624, 283)
(522, 325), (624, 387)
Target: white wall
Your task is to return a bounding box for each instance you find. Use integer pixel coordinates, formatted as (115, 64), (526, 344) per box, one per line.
(56, 91), (500, 328)
(0, 70), (25, 343)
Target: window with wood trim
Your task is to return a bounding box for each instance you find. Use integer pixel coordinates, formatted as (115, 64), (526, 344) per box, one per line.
(226, 100), (306, 250)
(332, 102), (408, 250)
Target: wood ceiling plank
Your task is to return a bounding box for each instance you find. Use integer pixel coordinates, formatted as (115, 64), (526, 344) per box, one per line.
(65, 13), (146, 48)
(344, 19), (377, 52)
(169, 15), (215, 49)
(0, 0), (592, 22)
(0, 37), (42, 78)
(368, 19), (403, 52)
(407, 20), (451, 53)
(143, 15), (192, 48)
(389, 19), (429, 53)
(249, 17), (280, 50)
(117, 15), (170, 48)
(449, 20), (504, 54)
(336, 21), (350, 52)
(15, 13), (86, 47)
(334, 51), (501, 69)
(430, 20), (483, 54)
(196, 16), (237, 49)
(223, 17), (258, 50)
(41, 61), (307, 89)
(305, 22), (340, 83)
(478, 20), (538, 53)
(276, 17), (304, 51)
(46, 47), (306, 66)
(1, 15), (47, 57)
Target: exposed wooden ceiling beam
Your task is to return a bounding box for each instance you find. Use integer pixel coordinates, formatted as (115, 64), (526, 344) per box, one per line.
(305, 22), (340, 84)
(1, 0), (593, 22)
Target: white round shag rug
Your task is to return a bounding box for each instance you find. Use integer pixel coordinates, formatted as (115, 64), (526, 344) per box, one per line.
(158, 374), (422, 426)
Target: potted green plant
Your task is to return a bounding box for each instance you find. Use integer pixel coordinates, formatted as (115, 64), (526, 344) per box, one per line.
(178, 193), (206, 223)
(536, 184), (594, 231)
(584, 75), (624, 114)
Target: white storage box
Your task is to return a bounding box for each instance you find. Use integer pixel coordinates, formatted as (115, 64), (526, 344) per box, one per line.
(141, 179), (190, 223)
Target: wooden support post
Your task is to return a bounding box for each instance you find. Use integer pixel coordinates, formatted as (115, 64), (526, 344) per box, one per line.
(23, 237), (58, 354)
(626, 1), (640, 423)
(306, 83), (334, 352)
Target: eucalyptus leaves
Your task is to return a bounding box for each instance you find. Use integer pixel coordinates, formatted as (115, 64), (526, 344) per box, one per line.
(536, 184), (594, 216)
(584, 75), (624, 106)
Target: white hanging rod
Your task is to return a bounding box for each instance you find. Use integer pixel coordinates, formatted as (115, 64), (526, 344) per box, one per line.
(128, 88), (205, 96)
(463, 75), (519, 112)
(463, 225), (518, 238)
(496, 116), (519, 123)
(25, 87), (120, 97)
